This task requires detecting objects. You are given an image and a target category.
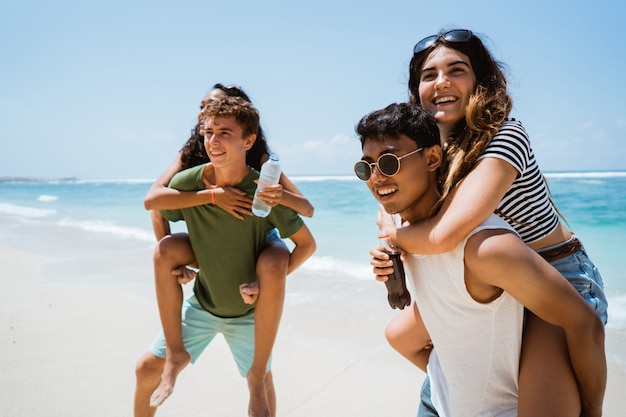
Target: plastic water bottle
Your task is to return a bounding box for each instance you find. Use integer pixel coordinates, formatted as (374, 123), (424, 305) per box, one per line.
(252, 154), (281, 217)
(379, 230), (411, 310)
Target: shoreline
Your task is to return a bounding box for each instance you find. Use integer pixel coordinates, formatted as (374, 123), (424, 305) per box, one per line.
(1, 242), (624, 416)
(2, 170), (626, 183)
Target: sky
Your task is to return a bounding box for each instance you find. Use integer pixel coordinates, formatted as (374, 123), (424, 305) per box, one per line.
(1, 0), (625, 180)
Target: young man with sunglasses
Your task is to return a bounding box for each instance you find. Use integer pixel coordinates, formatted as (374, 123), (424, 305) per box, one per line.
(355, 102), (605, 417)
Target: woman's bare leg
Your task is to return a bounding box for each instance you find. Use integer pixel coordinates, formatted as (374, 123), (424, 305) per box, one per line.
(385, 301), (433, 372)
(150, 233), (197, 407)
(247, 241), (288, 417)
(518, 312), (580, 417)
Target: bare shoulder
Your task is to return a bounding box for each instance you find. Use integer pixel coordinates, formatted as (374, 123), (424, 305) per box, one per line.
(465, 227), (525, 257)
(464, 228), (534, 277)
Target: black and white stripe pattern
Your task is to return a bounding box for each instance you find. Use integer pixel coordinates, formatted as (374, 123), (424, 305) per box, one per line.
(479, 119), (559, 243)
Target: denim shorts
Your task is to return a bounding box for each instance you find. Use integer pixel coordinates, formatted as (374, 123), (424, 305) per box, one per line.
(547, 242), (608, 325)
(266, 228), (282, 243)
(417, 375), (437, 417)
(149, 294), (270, 377)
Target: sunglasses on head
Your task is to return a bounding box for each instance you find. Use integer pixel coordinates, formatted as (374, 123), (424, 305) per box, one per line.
(413, 29), (474, 56)
(354, 147), (424, 181)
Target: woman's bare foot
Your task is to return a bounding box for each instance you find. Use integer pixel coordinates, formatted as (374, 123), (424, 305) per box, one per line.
(247, 370), (270, 417)
(149, 348), (192, 407)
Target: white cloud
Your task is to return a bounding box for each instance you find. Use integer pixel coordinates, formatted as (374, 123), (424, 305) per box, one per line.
(276, 133), (361, 176)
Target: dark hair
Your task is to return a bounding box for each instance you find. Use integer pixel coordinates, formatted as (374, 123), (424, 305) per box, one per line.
(211, 83), (252, 102)
(408, 32), (509, 112)
(356, 102), (440, 149)
(179, 124), (207, 169)
(200, 96), (260, 138)
(180, 84), (270, 170)
(408, 30), (512, 202)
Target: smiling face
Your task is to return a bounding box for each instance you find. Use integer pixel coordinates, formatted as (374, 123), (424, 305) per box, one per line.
(361, 135), (441, 223)
(203, 116), (254, 169)
(418, 46), (477, 137)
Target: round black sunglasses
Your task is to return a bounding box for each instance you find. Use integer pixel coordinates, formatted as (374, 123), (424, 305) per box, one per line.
(354, 148), (424, 181)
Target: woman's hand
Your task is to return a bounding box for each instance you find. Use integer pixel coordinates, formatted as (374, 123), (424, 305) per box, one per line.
(210, 186), (253, 220)
(254, 183), (284, 208)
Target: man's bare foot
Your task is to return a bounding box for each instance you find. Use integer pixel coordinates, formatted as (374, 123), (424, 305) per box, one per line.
(149, 349), (191, 407)
(247, 370), (270, 417)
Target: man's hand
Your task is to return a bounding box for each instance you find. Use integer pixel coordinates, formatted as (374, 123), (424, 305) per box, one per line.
(239, 282), (260, 304)
(172, 265), (198, 285)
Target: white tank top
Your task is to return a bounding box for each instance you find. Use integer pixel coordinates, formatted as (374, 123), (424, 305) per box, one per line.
(405, 214), (523, 417)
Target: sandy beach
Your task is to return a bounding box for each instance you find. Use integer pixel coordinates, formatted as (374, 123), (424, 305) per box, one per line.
(1, 241), (624, 416)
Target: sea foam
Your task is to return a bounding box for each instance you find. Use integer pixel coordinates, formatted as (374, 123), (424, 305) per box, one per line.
(607, 294), (626, 330)
(57, 218), (154, 242)
(0, 202), (56, 218)
(37, 194), (58, 202)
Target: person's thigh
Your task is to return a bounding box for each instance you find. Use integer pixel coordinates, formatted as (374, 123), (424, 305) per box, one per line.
(518, 312), (580, 417)
(550, 247), (608, 324)
(256, 229), (289, 278)
(385, 302), (432, 370)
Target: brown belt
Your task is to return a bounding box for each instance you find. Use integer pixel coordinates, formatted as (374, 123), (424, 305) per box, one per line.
(538, 237), (581, 262)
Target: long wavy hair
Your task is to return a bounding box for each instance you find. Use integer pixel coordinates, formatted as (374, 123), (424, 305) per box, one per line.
(408, 30), (512, 206)
(180, 83), (270, 170)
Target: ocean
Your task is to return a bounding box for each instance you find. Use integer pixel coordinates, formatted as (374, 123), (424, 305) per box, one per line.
(1, 172), (625, 330)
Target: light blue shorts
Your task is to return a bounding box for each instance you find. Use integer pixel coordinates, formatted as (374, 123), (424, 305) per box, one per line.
(545, 240), (608, 325)
(149, 295), (270, 377)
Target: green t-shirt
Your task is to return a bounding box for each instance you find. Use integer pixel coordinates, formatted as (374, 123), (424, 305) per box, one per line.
(161, 164), (304, 318)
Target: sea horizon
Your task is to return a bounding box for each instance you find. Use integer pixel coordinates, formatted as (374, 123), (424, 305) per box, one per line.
(2, 169), (626, 184)
(1, 171), (625, 331)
